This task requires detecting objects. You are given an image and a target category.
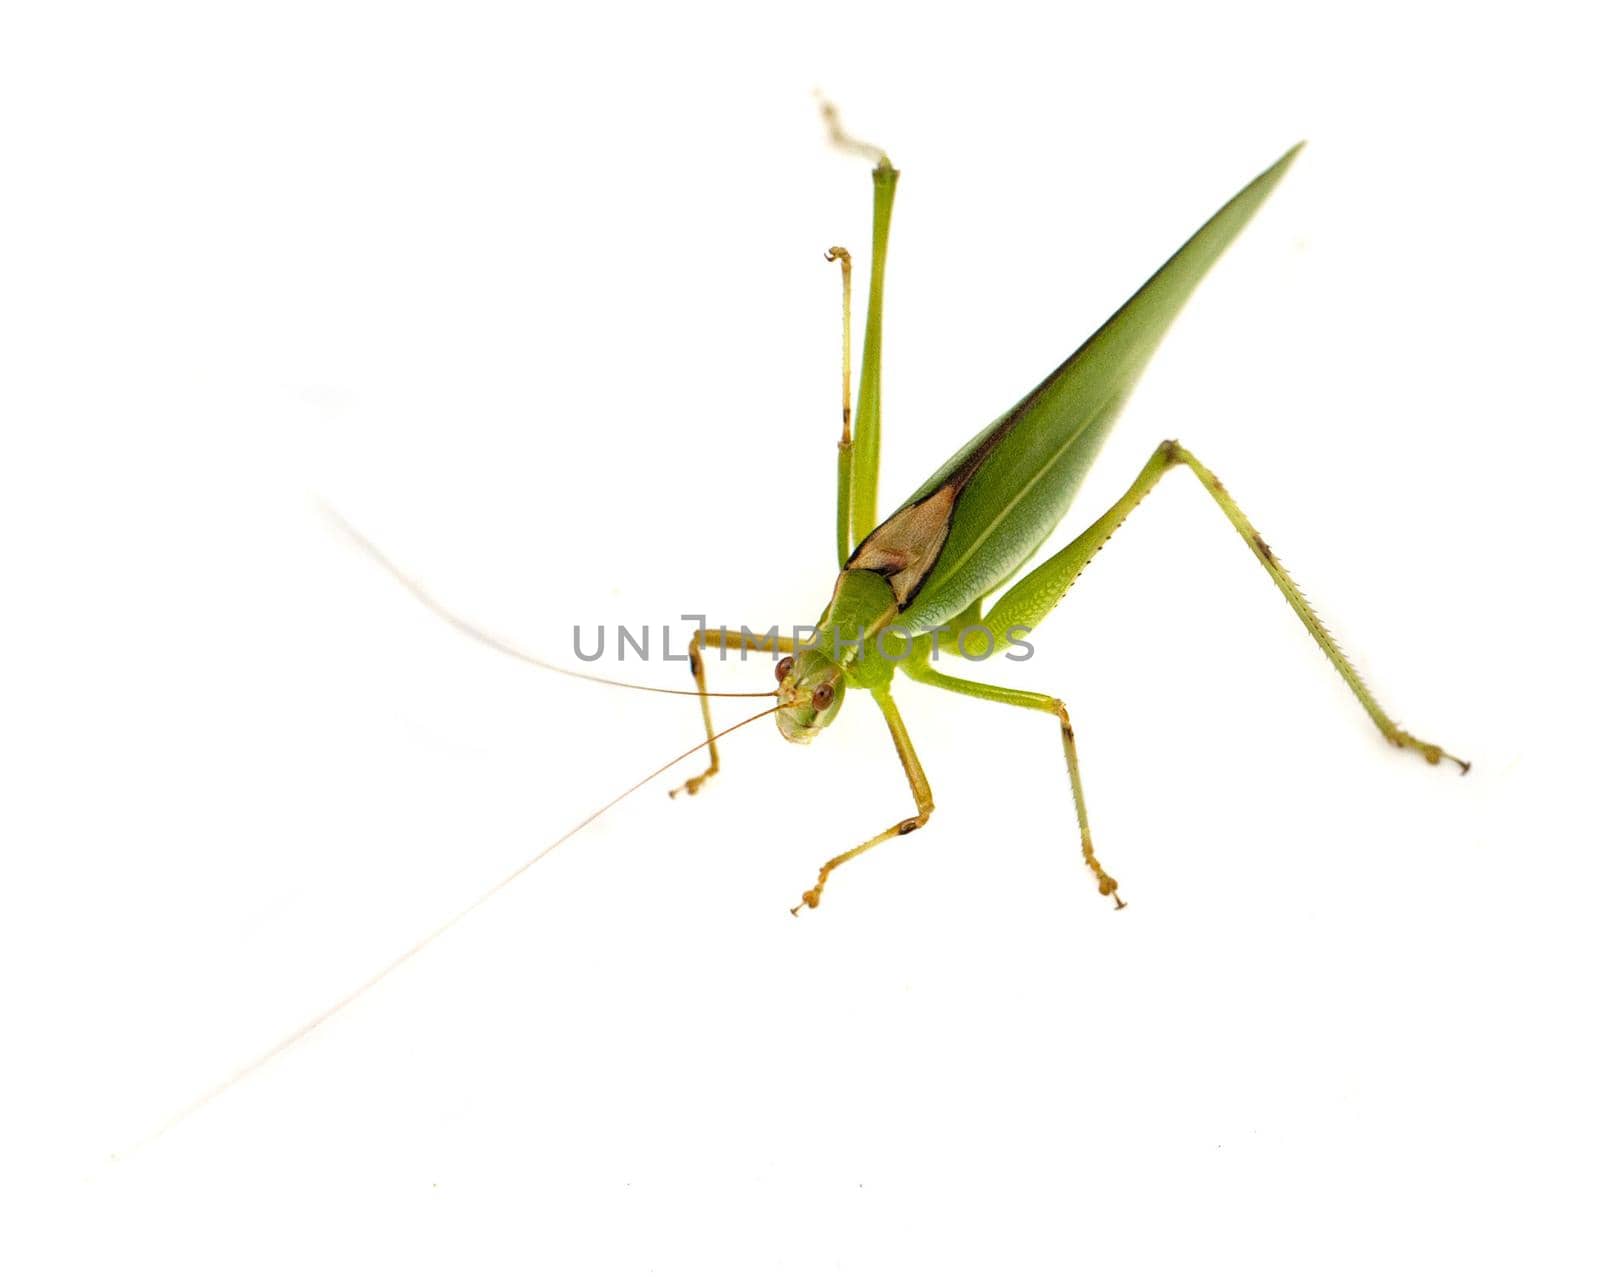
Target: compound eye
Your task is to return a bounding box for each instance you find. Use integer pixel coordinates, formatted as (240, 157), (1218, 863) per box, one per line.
(775, 656), (794, 682)
(810, 683), (835, 712)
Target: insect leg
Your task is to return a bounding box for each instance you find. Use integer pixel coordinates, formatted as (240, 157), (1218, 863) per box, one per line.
(903, 659), (1123, 907)
(848, 159), (898, 547)
(818, 100), (899, 557)
(671, 626), (795, 798)
(792, 685), (934, 913)
(981, 440), (1467, 771)
(828, 246), (856, 568)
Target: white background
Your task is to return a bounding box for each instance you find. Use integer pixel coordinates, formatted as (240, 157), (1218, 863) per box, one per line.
(5, 2), (1597, 1273)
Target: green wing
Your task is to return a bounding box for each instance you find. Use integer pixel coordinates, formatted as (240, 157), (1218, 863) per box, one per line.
(886, 143), (1303, 634)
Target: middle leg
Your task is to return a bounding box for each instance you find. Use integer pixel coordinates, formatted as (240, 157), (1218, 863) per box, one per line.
(903, 658), (1124, 908)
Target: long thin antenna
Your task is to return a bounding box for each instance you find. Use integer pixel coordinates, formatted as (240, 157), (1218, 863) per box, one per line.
(121, 701), (785, 1158)
(318, 501), (775, 699)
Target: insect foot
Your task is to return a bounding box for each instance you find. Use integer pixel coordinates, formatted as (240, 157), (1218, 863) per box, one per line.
(789, 888), (823, 917)
(1388, 729), (1471, 775)
(669, 770), (714, 799)
(1082, 841), (1126, 910)
(790, 855), (853, 914)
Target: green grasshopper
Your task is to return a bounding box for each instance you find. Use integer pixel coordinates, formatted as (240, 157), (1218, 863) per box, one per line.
(668, 107), (1466, 916)
(144, 110), (1469, 1148)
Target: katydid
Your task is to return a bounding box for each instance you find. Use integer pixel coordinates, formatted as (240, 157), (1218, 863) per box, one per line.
(669, 106), (1466, 915)
(138, 108), (1466, 1149)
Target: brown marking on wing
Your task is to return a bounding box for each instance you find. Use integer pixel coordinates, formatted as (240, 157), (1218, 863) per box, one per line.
(848, 485), (959, 605)
(846, 396), (1038, 612)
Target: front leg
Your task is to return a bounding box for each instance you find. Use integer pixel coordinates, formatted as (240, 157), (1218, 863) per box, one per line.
(793, 686), (934, 913)
(671, 626), (795, 798)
